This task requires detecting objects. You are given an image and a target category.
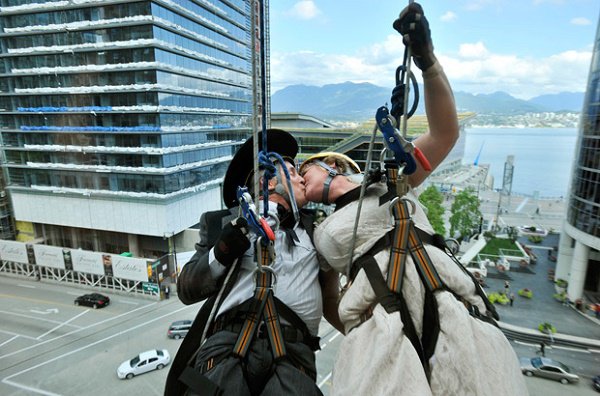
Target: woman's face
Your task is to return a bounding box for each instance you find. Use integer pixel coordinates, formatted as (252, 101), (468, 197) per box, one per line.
(300, 162), (329, 203)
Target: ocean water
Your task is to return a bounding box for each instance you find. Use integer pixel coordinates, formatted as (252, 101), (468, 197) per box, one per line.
(463, 127), (578, 198)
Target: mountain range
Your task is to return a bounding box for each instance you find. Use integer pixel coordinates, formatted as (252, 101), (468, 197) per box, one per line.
(271, 82), (584, 121)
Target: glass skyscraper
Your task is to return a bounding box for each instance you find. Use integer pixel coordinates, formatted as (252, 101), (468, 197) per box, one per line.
(556, 15), (600, 299)
(0, 0), (253, 256)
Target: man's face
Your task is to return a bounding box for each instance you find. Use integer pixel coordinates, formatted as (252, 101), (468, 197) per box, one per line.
(278, 160), (307, 208)
(299, 161), (328, 203)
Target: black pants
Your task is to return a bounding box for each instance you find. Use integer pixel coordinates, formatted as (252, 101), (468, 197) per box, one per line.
(188, 330), (322, 396)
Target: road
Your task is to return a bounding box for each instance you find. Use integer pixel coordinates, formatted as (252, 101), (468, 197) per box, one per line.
(1, 277), (598, 395)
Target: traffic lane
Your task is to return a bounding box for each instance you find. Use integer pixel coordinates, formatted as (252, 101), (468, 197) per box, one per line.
(0, 277), (152, 318)
(0, 285), (157, 356)
(525, 375), (599, 396)
(511, 340), (600, 381)
(1, 297), (202, 396)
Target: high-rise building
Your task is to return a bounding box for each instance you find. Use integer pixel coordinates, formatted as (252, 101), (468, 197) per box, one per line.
(556, 16), (600, 300)
(0, 0), (254, 257)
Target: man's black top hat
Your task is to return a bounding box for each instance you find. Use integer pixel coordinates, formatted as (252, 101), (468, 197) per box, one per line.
(222, 128), (298, 208)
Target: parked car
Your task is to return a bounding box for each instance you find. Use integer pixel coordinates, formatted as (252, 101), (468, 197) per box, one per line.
(74, 293), (110, 309)
(167, 320), (192, 339)
(117, 349), (170, 379)
(520, 357), (579, 384)
(593, 375), (600, 392)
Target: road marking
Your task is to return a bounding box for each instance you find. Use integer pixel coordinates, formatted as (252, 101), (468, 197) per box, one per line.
(118, 300), (139, 306)
(552, 345), (591, 354)
(36, 310), (89, 340)
(17, 284), (36, 289)
(318, 371), (332, 389)
(327, 332), (341, 344)
(0, 330), (38, 341)
(1, 304), (191, 395)
(0, 310), (81, 329)
(0, 335), (18, 348)
(0, 302), (156, 361)
(515, 198), (529, 213)
(2, 379), (60, 396)
(30, 308), (59, 315)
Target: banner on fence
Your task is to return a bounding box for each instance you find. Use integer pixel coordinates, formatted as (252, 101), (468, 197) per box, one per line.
(70, 250), (105, 276)
(33, 244), (66, 269)
(110, 254), (148, 282)
(0, 240), (28, 264)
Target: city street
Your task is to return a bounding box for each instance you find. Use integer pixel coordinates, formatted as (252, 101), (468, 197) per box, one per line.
(1, 272), (598, 395)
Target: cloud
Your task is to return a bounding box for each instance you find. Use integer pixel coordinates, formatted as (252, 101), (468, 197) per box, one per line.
(571, 17), (591, 26)
(287, 1), (321, 20)
(270, 39), (592, 99)
(458, 42), (489, 58)
(441, 11), (457, 22)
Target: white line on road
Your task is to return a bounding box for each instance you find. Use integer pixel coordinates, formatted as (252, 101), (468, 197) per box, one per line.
(2, 379), (61, 396)
(327, 332), (341, 344)
(515, 198), (529, 213)
(318, 371), (332, 389)
(118, 300), (139, 306)
(0, 302), (156, 361)
(2, 304), (192, 395)
(0, 310), (81, 329)
(0, 329), (38, 341)
(17, 284), (36, 289)
(36, 310), (89, 340)
(0, 335), (18, 348)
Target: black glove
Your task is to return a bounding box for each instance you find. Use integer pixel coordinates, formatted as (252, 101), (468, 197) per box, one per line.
(390, 83), (406, 120)
(393, 2), (435, 71)
(213, 217), (250, 267)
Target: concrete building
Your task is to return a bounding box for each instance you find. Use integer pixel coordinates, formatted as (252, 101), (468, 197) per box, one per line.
(0, 0), (254, 258)
(556, 19), (600, 301)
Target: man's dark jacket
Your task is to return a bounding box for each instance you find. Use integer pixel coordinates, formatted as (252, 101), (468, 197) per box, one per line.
(164, 207), (319, 396)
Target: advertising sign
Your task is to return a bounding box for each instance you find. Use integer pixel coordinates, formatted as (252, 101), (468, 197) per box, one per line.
(111, 255), (148, 282)
(33, 244), (65, 269)
(0, 240), (28, 264)
(70, 250), (104, 276)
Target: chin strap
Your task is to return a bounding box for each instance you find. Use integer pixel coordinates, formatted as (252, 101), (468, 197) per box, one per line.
(317, 161), (338, 204)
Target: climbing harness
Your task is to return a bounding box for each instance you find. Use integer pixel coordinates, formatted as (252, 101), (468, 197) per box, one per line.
(343, 1), (499, 381)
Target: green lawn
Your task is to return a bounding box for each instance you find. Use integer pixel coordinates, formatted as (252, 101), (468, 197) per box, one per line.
(479, 237), (520, 256)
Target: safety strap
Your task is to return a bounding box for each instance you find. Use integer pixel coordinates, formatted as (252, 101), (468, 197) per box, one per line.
(233, 244), (287, 360)
(387, 198), (444, 294)
(316, 160), (339, 204)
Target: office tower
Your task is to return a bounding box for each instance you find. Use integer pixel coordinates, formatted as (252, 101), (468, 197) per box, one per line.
(0, 0), (254, 257)
(556, 17), (600, 299)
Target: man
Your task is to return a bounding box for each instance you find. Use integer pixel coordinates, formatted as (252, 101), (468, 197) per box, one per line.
(298, 3), (527, 396)
(165, 129), (341, 396)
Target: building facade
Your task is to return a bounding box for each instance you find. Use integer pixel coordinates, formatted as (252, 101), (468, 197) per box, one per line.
(0, 0), (254, 257)
(556, 18), (600, 299)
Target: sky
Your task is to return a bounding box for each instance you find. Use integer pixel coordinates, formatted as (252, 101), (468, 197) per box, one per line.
(268, 0), (600, 99)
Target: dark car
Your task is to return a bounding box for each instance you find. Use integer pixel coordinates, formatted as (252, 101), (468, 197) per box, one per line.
(593, 375), (600, 392)
(74, 293), (110, 309)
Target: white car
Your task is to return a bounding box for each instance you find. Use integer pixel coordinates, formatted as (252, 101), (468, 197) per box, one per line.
(117, 349), (170, 379)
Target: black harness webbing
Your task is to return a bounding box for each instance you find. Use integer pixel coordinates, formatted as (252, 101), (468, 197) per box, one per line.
(233, 244), (287, 360)
(356, 197), (443, 381)
(349, 162), (498, 381)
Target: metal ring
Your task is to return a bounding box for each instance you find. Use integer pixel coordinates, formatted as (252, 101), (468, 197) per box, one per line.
(445, 238), (460, 255)
(253, 266), (277, 290)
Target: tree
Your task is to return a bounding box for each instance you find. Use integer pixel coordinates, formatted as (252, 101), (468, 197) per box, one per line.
(449, 188), (482, 241)
(418, 185), (446, 236)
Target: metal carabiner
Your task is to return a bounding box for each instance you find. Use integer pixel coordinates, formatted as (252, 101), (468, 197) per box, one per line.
(389, 196), (416, 221)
